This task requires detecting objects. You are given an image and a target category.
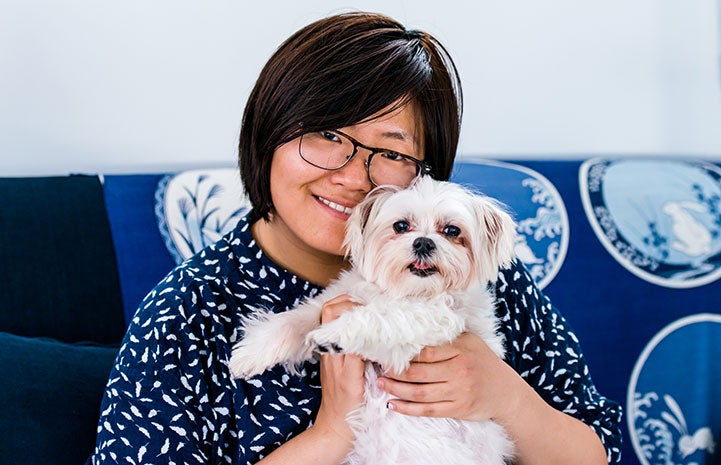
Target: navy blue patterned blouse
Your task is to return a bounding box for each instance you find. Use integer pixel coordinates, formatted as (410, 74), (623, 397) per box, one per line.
(88, 215), (622, 465)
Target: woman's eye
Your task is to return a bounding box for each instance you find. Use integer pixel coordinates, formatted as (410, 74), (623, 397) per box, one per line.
(319, 131), (340, 143)
(443, 225), (461, 238)
(393, 221), (410, 234)
(381, 151), (404, 162)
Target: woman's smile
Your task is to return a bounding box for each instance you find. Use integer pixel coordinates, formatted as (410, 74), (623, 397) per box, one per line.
(315, 195), (354, 217)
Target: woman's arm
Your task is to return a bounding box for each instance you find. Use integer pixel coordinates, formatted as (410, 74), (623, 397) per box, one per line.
(257, 295), (365, 465)
(378, 333), (608, 465)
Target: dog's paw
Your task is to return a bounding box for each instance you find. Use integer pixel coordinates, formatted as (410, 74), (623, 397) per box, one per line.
(307, 326), (345, 355)
(315, 342), (344, 354)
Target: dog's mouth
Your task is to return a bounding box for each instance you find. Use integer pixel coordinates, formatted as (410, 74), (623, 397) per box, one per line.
(408, 261), (438, 277)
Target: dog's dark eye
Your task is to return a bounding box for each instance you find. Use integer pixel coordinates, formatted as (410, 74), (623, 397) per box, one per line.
(443, 225), (461, 238)
(393, 221), (410, 234)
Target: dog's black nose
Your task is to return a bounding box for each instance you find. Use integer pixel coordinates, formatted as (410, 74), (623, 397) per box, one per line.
(412, 237), (436, 257)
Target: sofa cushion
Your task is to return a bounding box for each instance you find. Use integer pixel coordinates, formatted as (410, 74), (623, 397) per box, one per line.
(0, 332), (118, 465)
(0, 175), (125, 344)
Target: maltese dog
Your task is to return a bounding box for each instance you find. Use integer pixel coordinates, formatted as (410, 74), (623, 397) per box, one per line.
(229, 176), (517, 464)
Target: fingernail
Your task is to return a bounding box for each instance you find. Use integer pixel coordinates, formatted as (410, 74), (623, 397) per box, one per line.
(376, 379), (385, 390)
(386, 401), (395, 410)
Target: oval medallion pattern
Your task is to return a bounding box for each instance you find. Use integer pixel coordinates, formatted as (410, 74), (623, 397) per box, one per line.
(627, 313), (721, 465)
(580, 158), (721, 288)
(452, 160), (569, 289)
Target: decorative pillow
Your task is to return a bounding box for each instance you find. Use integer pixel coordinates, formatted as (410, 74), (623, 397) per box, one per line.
(104, 169), (251, 325)
(0, 332), (118, 465)
(0, 175), (125, 343)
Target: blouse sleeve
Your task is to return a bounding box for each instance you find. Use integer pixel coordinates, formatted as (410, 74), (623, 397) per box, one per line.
(495, 261), (623, 464)
(87, 276), (238, 465)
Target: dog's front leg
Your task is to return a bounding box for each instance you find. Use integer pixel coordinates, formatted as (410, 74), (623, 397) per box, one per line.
(307, 300), (445, 373)
(229, 301), (322, 379)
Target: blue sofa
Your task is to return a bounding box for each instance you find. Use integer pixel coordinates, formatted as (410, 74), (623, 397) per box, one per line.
(2, 158), (720, 465)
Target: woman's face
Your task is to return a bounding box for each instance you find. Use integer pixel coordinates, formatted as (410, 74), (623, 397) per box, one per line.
(256, 103), (424, 283)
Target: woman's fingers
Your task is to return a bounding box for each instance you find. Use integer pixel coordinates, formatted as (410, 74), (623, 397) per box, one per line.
(378, 333), (513, 421)
(320, 294), (358, 323)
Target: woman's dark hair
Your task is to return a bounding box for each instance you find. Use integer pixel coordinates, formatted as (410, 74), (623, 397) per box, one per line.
(239, 11), (463, 221)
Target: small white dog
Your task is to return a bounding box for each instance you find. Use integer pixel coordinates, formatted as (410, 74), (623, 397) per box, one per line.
(230, 176), (517, 465)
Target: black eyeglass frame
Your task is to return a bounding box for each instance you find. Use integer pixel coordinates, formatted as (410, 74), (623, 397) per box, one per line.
(298, 129), (432, 186)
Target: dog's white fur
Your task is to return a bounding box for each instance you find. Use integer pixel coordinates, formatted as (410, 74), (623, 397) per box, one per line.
(229, 176), (517, 465)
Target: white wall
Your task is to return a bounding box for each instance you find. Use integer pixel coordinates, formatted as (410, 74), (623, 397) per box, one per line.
(1, 0), (720, 176)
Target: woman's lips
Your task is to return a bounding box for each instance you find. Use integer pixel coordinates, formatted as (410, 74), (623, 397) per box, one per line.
(316, 196), (353, 215)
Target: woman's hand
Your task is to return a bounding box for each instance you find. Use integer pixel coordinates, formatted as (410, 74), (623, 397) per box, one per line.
(307, 295), (366, 452)
(377, 332), (521, 421)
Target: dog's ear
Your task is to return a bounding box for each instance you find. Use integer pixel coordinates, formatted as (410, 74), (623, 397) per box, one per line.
(343, 185), (400, 262)
(472, 196), (517, 283)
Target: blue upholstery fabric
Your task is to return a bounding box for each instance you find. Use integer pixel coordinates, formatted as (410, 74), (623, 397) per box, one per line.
(453, 159), (721, 465)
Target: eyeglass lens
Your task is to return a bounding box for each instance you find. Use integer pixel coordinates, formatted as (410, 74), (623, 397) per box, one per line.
(299, 131), (420, 186)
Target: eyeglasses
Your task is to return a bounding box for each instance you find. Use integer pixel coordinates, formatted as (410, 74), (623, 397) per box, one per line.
(298, 129), (431, 187)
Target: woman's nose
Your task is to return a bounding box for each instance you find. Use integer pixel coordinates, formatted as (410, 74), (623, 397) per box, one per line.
(329, 150), (373, 191)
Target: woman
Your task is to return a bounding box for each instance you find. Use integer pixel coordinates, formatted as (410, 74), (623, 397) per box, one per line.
(88, 12), (621, 465)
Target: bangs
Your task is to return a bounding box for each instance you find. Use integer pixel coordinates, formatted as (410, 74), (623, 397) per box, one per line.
(285, 35), (432, 136)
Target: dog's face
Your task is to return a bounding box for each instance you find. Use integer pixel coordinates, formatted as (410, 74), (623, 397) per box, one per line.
(344, 177), (517, 297)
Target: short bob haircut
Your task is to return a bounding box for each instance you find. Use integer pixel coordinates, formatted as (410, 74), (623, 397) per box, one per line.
(239, 12), (463, 222)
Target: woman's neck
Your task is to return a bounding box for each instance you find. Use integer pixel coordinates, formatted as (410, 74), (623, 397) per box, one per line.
(250, 218), (349, 287)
